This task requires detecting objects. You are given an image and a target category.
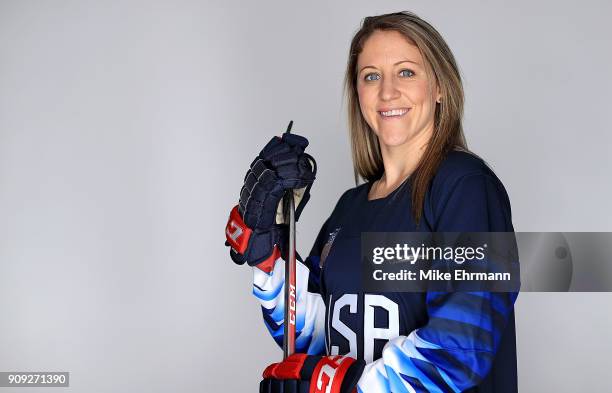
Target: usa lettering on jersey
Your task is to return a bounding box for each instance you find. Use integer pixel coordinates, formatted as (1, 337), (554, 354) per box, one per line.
(328, 293), (399, 363)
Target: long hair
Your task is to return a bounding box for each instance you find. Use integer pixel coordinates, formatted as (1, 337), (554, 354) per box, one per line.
(344, 11), (468, 225)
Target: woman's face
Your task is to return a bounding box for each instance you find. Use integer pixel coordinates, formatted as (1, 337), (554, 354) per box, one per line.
(356, 30), (440, 149)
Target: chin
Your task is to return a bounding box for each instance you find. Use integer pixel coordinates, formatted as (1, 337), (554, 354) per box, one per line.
(376, 128), (411, 148)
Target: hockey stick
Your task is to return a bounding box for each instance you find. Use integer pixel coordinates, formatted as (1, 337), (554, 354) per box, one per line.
(282, 120), (297, 359)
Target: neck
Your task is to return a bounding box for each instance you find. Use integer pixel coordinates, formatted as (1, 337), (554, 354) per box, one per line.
(378, 125), (433, 187)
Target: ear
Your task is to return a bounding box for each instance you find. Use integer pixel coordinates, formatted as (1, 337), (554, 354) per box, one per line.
(435, 85), (441, 103)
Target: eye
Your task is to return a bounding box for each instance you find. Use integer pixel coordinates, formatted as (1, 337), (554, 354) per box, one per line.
(364, 73), (380, 82)
(399, 69), (415, 78)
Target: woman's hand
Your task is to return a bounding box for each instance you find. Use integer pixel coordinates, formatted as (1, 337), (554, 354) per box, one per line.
(243, 132), (316, 227)
(225, 132), (316, 267)
(260, 353), (364, 393)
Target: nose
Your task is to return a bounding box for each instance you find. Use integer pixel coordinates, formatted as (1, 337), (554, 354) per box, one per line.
(379, 75), (401, 101)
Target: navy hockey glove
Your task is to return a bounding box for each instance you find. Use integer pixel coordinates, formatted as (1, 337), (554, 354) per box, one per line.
(260, 353), (364, 393)
(225, 133), (316, 269)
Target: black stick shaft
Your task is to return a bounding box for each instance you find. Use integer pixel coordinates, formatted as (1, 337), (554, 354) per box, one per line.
(282, 120), (296, 359)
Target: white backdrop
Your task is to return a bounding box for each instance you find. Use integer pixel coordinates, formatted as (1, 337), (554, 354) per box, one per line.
(1, 1), (611, 392)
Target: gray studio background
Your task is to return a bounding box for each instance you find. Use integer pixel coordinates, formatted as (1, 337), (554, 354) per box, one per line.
(1, 1), (611, 392)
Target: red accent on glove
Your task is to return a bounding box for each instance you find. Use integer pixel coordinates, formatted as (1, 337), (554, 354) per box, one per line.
(256, 245), (280, 273)
(225, 205), (252, 254)
(309, 355), (356, 393)
(263, 353), (308, 380)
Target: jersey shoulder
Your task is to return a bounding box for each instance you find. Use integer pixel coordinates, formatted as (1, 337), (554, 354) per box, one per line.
(426, 149), (512, 227)
(328, 183), (368, 217)
(434, 149), (495, 181)
(431, 149), (504, 194)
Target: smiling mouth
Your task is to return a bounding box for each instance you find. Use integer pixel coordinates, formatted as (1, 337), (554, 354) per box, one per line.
(378, 108), (410, 118)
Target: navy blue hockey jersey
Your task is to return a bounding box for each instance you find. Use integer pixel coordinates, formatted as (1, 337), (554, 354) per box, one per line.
(252, 150), (518, 392)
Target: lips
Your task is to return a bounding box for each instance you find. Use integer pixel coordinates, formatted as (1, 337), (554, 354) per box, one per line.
(378, 108), (410, 118)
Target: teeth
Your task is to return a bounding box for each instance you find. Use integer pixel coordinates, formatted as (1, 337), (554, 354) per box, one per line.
(380, 108), (408, 117)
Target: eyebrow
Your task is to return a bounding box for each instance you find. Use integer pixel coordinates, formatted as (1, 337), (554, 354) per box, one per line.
(358, 60), (421, 74)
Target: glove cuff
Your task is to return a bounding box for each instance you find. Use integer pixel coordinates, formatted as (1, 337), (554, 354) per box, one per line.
(225, 205), (252, 255)
(225, 205), (286, 272)
(309, 355), (364, 393)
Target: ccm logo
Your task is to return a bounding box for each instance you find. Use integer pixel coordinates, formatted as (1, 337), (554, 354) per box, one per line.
(289, 284), (296, 325)
(312, 356), (350, 393)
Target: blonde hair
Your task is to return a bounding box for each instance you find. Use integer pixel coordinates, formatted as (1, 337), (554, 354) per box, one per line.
(344, 11), (468, 224)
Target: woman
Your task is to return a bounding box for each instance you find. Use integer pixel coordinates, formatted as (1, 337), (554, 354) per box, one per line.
(225, 11), (518, 393)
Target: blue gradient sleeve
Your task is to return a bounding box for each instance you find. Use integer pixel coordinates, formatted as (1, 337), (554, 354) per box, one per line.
(357, 291), (517, 392)
(252, 254), (326, 355)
